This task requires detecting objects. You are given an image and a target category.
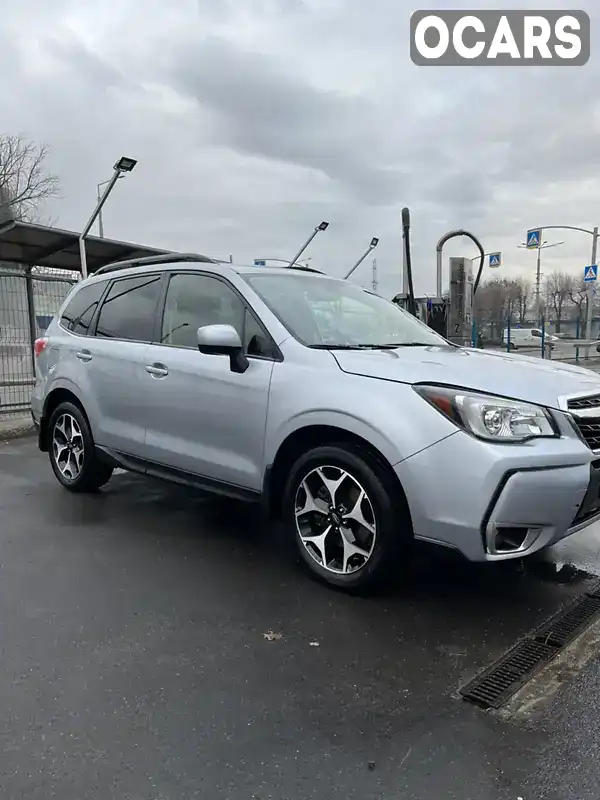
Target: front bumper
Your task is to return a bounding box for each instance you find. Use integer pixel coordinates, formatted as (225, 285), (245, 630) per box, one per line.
(394, 425), (598, 562)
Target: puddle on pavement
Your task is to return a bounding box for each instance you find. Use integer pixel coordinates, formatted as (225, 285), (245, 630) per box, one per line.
(519, 555), (597, 586)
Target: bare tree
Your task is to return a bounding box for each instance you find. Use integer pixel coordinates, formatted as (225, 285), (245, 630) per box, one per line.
(544, 271), (572, 332)
(512, 277), (531, 324)
(566, 274), (589, 332)
(473, 277), (508, 342)
(0, 134), (60, 223)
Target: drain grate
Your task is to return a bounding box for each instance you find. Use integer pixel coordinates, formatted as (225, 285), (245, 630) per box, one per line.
(587, 580), (600, 599)
(532, 595), (600, 646)
(460, 588), (600, 709)
(459, 640), (557, 709)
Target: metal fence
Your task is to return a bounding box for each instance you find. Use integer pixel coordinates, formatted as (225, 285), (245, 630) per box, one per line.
(0, 266), (77, 418)
(472, 314), (600, 367)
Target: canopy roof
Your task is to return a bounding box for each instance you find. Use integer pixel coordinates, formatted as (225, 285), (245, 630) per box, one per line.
(0, 219), (170, 273)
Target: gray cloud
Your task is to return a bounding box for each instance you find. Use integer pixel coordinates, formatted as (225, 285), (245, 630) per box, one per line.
(167, 36), (408, 204)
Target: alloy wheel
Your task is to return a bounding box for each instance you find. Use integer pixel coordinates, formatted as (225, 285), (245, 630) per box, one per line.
(294, 465), (377, 574)
(52, 413), (85, 481)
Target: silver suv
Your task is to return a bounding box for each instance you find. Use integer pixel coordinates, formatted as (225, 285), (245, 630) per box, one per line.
(31, 254), (600, 592)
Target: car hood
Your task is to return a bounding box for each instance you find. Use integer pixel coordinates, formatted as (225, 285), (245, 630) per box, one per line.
(332, 345), (600, 408)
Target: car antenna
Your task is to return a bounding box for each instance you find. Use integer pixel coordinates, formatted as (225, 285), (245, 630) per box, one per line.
(402, 207), (418, 317)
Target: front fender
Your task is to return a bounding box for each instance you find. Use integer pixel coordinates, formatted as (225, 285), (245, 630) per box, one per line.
(265, 409), (405, 468)
(263, 367), (458, 470)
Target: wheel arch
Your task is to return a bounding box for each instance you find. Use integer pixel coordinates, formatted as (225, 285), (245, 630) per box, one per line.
(264, 423), (409, 521)
(39, 383), (88, 452)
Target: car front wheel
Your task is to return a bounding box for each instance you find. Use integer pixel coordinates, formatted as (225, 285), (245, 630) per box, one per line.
(282, 444), (412, 593)
(48, 401), (113, 492)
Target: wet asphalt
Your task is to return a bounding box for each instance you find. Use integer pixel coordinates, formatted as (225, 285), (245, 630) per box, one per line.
(2, 437), (600, 799)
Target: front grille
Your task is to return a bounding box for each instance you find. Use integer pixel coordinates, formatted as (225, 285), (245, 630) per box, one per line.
(568, 394), (600, 410)
(568, 395), (600, 450)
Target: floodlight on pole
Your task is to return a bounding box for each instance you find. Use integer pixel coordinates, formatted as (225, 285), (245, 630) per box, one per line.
(79, 156), (137, 278)
(288, 221), (329, 267)
(344, 237), (380, 280)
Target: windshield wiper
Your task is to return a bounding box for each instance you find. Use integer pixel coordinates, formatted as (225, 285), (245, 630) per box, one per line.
(353, 342), (434, 349)
(386, 342), (433, 347)
(309, 342), (434, 350)
(309, 344), (370, 350)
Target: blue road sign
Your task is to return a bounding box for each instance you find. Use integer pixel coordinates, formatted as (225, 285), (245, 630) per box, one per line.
(526, 229), (542, 249)
(584, 264), (598, 282)
(253, 259), (266, 266)
(489, 252), (501, 268)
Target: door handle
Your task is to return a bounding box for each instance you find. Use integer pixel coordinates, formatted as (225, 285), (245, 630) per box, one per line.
(76, 350), (92, 362)
(145, 363), (169, 377)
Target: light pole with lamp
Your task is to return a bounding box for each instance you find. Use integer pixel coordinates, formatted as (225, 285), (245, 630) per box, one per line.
(79, 156), (137, 278)
(523, 225), (598, 346)
(344, 237), (379, 280)
(96, 175), (125, 238)
(518, 237), (564, 323)
(288, 221), (329, 267)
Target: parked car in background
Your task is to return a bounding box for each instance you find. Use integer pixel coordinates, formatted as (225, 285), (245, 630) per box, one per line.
(31, 255), (600, 593)
(504, 327), (558, 350)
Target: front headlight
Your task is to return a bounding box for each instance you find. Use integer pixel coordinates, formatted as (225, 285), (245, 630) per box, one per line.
(414, 385), (558, 443)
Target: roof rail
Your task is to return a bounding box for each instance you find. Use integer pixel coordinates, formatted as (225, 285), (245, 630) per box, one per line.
(93, 252), (219, 276)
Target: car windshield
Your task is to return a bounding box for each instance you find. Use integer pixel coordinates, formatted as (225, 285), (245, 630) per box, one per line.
(244, 272), (448, 349)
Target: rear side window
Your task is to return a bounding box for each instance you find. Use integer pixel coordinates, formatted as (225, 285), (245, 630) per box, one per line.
(95, 274), (162, 342)
(60, 280), (107, 336)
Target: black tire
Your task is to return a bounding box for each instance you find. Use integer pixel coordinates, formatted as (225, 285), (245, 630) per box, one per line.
(47, 401), (113, 493)
(282, 444), (412, 593)
(508, 343), (516, 351)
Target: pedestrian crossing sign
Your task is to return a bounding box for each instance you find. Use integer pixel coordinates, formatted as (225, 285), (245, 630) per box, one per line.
(584, 264), (598, 282)
(489, 252), (501, 268)
(526, 229), (541, 249)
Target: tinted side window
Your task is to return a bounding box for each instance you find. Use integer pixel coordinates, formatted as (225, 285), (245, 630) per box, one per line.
(161, 273), (245, 348)
(60, 281), (107, 336)
(95, 274), (162, 342)
(243, 308), (278, 358)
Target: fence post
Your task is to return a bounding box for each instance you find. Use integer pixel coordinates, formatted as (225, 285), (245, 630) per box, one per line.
(506, 316), (511, 352)
(576, 316), (580, 363)
(540, 314), (546, 359)
(24, 267), (38, 375)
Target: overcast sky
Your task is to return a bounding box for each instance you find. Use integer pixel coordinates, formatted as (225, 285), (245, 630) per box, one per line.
(1, 0), (598, 297)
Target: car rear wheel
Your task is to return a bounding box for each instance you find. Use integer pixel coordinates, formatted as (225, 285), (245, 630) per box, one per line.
(282, 444), (412, 593)
(48, 401), (113, 492)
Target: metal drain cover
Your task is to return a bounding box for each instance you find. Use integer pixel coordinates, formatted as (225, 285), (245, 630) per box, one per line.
(459, 639), (557, 709)
(532, 595), (600, 647)
(460, 589), (600, 709)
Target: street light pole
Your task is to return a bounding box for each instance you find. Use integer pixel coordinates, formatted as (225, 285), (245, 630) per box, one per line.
(79, 157), (137, 278)
(518, 239), (564, 322)
(288, 221), (329, 267)
(587, 227), (598, 341)
(344, 238), (379, 280)
(97, 175), (124, 238)
(524, 224), (599, 349)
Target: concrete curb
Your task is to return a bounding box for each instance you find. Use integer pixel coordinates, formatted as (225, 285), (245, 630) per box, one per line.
(0, 418), (36, 442)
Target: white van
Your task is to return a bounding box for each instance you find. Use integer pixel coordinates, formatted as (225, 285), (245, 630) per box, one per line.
(504, 327), (558, 350)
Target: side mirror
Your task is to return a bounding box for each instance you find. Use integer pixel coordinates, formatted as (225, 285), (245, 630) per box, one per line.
(197, 324), (249, 374)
